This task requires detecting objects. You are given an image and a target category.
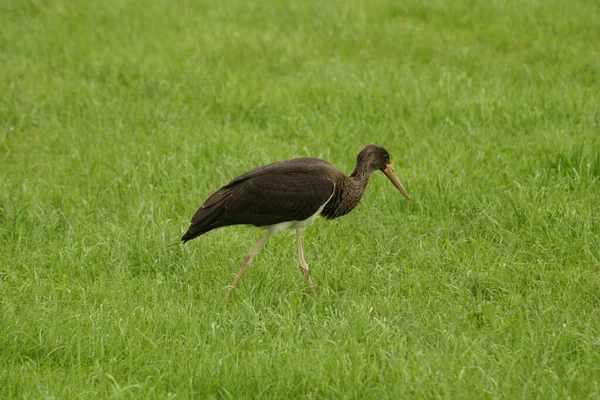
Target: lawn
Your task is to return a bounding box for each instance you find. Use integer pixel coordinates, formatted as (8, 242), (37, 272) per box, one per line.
(1, 0), (599, 398)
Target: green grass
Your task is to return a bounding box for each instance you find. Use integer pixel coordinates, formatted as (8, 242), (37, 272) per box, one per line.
(1, 0), (600, 397)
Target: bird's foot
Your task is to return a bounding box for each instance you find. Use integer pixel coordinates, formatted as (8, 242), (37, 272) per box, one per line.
(223, 288), (234, 303)
(306, 278), (316, 295)
(298, 263), (316, 295)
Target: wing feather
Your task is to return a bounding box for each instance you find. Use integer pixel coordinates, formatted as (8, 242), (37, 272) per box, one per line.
(182, 158), (336, 242)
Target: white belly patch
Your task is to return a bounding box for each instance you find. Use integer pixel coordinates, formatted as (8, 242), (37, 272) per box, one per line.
(268, 189), (334, 234)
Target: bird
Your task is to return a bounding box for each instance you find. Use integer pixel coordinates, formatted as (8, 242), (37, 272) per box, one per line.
(182, 144), (410, 301)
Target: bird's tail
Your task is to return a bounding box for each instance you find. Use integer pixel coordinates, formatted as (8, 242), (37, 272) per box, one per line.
(181, 228), (201, 243)
(181, 222), (215, 243)
(182, 187), (235, 243)
(181, 202), (227, 243)
(182, 211), (219, 243)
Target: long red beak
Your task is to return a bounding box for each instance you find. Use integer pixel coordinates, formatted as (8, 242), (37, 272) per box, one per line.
(383, 163), (410, 200)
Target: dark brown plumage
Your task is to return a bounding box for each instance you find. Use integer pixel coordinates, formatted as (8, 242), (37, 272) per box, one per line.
(182, 144), (410, 300)
(181, 158), (335, 242)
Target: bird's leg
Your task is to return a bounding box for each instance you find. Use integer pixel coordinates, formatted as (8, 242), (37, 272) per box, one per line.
(224, 230), (271, 302)
(296, 228), (316, 295)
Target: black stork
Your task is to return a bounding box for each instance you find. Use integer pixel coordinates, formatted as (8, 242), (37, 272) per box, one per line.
(182, 144), (410, 300)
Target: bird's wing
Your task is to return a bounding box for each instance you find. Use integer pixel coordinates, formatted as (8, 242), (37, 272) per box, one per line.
(216, 166), (335, 226)
(185, 160), (335, 239)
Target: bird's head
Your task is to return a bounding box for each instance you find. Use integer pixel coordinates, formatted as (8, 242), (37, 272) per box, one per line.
(356, 144), (410, 200)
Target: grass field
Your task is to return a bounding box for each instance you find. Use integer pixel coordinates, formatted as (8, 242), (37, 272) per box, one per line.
(2, 0), (600, 398)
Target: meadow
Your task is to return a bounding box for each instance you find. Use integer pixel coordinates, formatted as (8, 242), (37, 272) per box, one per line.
(1, 0), (599, 398)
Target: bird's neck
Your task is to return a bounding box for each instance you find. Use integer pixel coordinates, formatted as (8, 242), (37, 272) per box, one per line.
(348, 167), (373, 194)
(321, 166), (373, 220)
(349, 165), (372, 183)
